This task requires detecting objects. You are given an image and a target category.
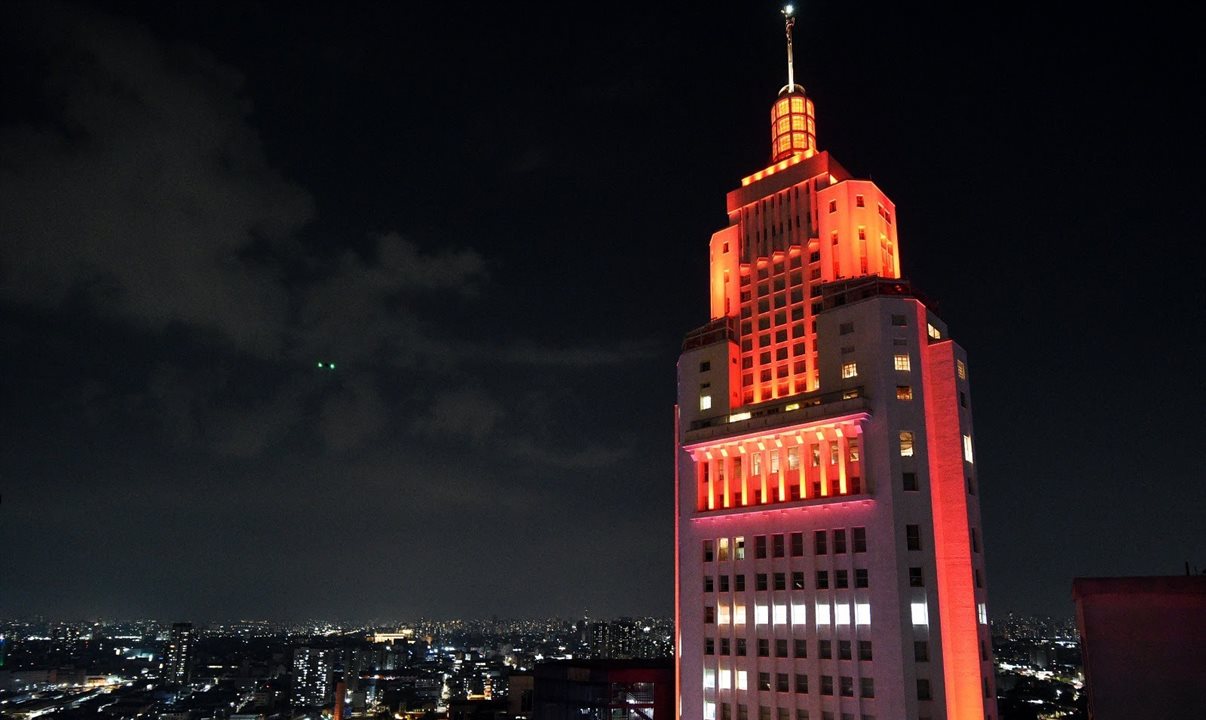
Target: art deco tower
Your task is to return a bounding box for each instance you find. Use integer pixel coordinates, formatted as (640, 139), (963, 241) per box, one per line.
(675, 9), (996, 720)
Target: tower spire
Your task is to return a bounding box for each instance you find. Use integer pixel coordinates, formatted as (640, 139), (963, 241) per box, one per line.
(782, 4), (797, 93)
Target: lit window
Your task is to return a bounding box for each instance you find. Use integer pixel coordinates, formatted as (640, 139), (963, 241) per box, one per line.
(718, 604), (731, 625)
(894, 354), (911, 371)
(848, 438), (860, 462)
(899, 431), (914, 457)
(927, 323), (941, 339)
(910, 601), (928, 626)
(734, 604), (746, 625)
(755, 604), (769, 625)
(773, 605), (787, 625)
(736, 671), (748, 691)
(896, 386), (913, 400)
(855, 602), (871, 625)
(735, 536), (745, 560)
(718, 537), (730, 561)
(815, 602), (831, 625)
(787, 447), (799, 470)
(835, 604), (851, 625)
(704, 702), (716, 720)
(700, 394), (712, 411)
(978, 603), (988, 624)
(957, 359), (968, 379)
(719, 669), (731, 690)
(791, 603), (807, 624)
(841, 362), (858, 378)
(704, 670), (716, 689)
(963, 434), (974, 463)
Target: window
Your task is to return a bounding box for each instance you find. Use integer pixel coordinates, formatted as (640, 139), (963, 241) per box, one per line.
(700, 394), (713, 411)
(828, 200), (837, 213)
(756, 573), (768, 591)
(795, 711), (808, 720)
(909, 567), (924, 587)
(795, 673), (808, 693)
(755, 535), (767, 559)
(841, 361), (858, 379)
(792, 571), (805, 590)
(720, 638), (730, 655)
(963, 434), (975, 463)
(814, 530), (828, 554)
(735, 536), (746, 560)
(839, 322), (854, 335)
(959, 391), (967, 408)
(896, 385), (913, 400)
(773, 534), (785, 557)
(914, 640), (929, 662)
(860, 678), (875, 699)
(858, 641), (873, 661)
(840, 676), (854, 697)
(787, 447), (799, 470)
(736, 638), (747, 656)
(893, 354), (911, 371)
(835, 570), (848, 589)
(838, 641), (852, 660)
(975, 568), (983, 588)
(776, 639), (788, 657)
(758, 672), (771, 691)
(719, 575), (730, 592)
(704, 540), (714, 562)
(816, 571), (829, 589)
(758, 639), (769, 657)
(718, 537), (730, 561)
(776, 673), (790, 692)
(967, 475), (976, 495)
(774, 573), (787, 591)
(735, 574), (746, 591)
(705, 576), (714, 592)
(705, 606), (715, 623)
(700, 361), (711, 372)
(971, 528), (981, 553)
(917, 679), (932, 701)
(957, 359), (967, 379)
(820, 675), (834, 696)
(852, 527), (867, 552)
(927, 323), (941, 339)
(891, 314), (907, 326)
(790, 532), (804, 556)
(810, 251), (821, 262)
(855, 194), (865, 207)
(848, 438), (860, 463)
(899, 431), (914, 457)
(833, 529), (847, 553)
(855, 569), (868, 588)
(906, 524), (921, 551)
(903, 472), (919, 491)
(705, 638), (715, 655)
(794, 639), (807, 658)
(819, 640), (832, 659)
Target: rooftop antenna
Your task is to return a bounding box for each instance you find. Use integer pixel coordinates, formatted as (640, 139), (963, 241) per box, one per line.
(782, 4), (797, 93)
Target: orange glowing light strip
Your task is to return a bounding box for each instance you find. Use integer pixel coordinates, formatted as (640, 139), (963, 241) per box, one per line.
(740, 152), (807, 187)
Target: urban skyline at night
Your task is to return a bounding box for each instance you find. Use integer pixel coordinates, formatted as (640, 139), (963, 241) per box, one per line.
(1, 0), (1203, 630)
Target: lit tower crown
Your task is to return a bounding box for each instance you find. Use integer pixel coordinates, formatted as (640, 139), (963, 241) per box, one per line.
(770, 4), (816, 162)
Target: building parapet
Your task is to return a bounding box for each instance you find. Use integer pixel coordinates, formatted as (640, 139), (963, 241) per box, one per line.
(684, 387), (868, 442)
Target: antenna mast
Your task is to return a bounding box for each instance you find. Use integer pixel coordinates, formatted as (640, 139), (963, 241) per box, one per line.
(782, 5), (797, 93)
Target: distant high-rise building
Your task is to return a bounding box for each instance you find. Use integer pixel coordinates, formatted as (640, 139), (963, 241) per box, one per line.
(162, 622), (194, 685)
(675, 8), (995, 719)
(293, 646), (338, 708)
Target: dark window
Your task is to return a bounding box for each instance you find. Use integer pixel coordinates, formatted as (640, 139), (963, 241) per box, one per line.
(839, 322), (854, 335)
(907, 524), (922, 551)
(839, 676), (853, 697)
(852, 527), (867, 552)
(775, 639), (788, 658)
(790, 532), (805, 556)
(903, 472), (919, 491)
(891, 314), (907, 326)
(756, 573), (768, 591)
(705, 638), (714, 655)
(833, 529), (847, 553)
(816, 571), (829, 589)
(704, 576), (714, 592)
(917, 679), (932, 701)
(959, 391), (967, 407)
(735, 574), (746, 591)
(827, 200), (837, 213)
(755, 536), (768, 559)
(776, 673), (790, 693)
(794, 673), (808, 693)
(909, 567), (924, 587)
(860, 678), (875, 699)
(855, 568), (869, 588)
(819, 640), (832, 659)
(971, 528), (981, 553)
(820, 676), (833, 696)
(858, 641), (873, 661)
(967, 475), (976, 495)
(835, 570), (849, 589)
(736, 638), (746, 656)
(720, 638), (730, 655)
(704, 540), (714, 561)
(914, 641), (929, 662)
(838, 641), (852, 660)
(855, 195), (865, 207)
(774, 573), (787, 591)
(809, 251), (821, 262)
(772, 534), (785, 557)
(720, 575), (730, 592)
(794, 639), (807, 658)
(792, 571), (806, 590)
(815, 530), (828, 554)
(700, 361), (711, 372)
(758, 639), (769, 657)
(758, 673), (771, 691)
(705, 606), (715, 623)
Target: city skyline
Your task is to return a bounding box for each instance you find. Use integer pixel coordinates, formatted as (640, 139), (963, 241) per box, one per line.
(1, 2), (1203, 623)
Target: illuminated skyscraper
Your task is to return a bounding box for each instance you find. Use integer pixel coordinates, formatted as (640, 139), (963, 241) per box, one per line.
(675, 9), (996, 720)
(163, 622), (194, 685)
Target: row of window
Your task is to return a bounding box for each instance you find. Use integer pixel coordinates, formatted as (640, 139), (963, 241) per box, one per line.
(705, 568), (873, 594)
(703, 529), (869, 562)
(705, 638), (877, 660)
(706, 670), (876, 698)
(706, 701), (876, 720)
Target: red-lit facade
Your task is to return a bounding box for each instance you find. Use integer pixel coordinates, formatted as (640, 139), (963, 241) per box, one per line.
(675, 20), (995, 720)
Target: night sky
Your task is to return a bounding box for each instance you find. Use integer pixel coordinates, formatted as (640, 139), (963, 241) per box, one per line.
(2, 2), (1202, 623)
